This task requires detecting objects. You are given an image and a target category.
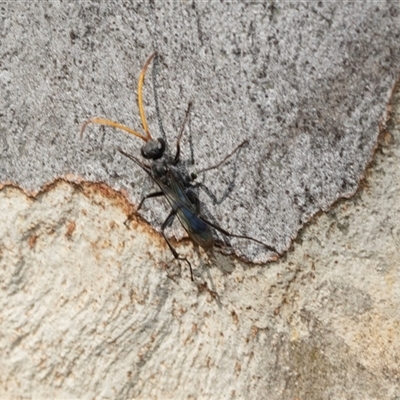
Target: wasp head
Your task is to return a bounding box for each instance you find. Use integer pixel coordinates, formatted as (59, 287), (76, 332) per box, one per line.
(141, 138), (166, 160)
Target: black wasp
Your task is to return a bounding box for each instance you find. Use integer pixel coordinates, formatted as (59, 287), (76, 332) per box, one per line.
(81, 53), (279, 280)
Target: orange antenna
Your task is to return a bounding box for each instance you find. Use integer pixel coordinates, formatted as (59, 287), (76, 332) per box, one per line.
(138, 52), (156, 140)
(80, 117), (149, 142)
(80, 52), (157, 143)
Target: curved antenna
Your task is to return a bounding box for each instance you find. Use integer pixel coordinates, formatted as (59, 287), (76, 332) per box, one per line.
(80, 53), (157, 143)
(80, 117), (149, 142)
(138, 52), (157, 140)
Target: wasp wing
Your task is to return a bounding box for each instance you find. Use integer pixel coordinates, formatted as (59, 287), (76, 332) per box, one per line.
(160, 175), (279, 254)
(159, 170), (214, 249)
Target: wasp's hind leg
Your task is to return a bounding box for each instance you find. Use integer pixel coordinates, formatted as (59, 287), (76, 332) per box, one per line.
(188, 139), (247, 251)
(161, 210), (194, 281)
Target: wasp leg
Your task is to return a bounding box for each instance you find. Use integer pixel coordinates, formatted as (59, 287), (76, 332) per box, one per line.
(196, 140), (248, 175)
(199, 214), (281, 255)
(124, 191), (164, 228)
(173, 102), (193, 165)
(195, 182), (221, 205)
(137, 191), (164, 211)
(151, 53), (168, 142)
(195, 140), (249, 205)
(161, 210), (194, 281)
(193, 180), (236, 207)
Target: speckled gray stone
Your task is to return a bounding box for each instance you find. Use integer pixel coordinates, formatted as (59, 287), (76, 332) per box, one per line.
(0, 4), (399, 256)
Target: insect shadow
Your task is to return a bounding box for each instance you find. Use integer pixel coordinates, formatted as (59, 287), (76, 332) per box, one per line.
(81, 52), (280, 281)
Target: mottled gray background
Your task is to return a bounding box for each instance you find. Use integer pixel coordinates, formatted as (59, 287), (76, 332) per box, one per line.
(1, 2), (399, 261)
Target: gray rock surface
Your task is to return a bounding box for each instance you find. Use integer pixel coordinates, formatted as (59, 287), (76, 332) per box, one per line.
(1, 2), (399, 261)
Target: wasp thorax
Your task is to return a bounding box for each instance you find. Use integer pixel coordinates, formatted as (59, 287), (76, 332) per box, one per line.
(141, 138), (166, 160)
(152, 159), (168, 182)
